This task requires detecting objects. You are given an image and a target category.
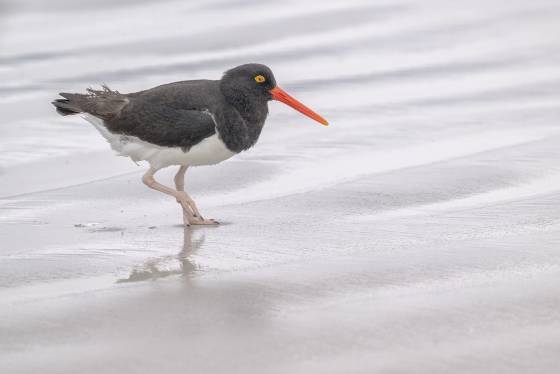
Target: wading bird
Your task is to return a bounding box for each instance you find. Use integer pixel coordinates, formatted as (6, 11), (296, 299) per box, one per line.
(52, 63), (328, 225)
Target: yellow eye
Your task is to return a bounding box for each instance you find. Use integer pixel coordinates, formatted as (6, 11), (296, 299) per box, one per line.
(254, 75), (266, 83)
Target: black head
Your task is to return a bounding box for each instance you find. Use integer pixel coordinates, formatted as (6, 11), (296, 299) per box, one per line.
(220, 63), (277, 104)
(220, 63), (328, 126)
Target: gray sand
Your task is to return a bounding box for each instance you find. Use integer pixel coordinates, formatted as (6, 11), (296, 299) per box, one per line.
(1, 0), (560, 373)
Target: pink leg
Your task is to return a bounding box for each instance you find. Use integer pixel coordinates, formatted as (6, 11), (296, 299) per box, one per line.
(142, 167), (217, 226)
(174, 165), (188, 193)
(173, 166), (218, 224)
(173, 165), (201, 217)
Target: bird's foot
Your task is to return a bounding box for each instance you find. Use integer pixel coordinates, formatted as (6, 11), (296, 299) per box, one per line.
(174, 192), (217, 226)
(185, 217), (220, 226)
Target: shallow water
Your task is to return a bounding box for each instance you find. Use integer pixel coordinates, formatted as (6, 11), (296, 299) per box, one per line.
(1, 0), (560, 373)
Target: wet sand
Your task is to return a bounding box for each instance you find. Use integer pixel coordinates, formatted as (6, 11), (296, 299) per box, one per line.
(1, 0), (560, 373)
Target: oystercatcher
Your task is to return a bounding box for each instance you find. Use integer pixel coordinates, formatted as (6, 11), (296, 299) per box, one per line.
(52, 63), (328, 225)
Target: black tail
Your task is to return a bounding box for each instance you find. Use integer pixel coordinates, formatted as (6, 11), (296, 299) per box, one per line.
(51, 86), (128, 119)
(52, 96), (83, 116)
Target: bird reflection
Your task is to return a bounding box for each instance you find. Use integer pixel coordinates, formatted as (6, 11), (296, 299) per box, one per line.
(117, 227), (207, 283)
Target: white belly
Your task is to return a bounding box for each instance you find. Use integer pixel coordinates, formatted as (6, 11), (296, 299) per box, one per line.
(82, 114), (236, 169)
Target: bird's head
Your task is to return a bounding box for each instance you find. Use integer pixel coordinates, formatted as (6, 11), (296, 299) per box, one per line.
(220, 63), (328, 126)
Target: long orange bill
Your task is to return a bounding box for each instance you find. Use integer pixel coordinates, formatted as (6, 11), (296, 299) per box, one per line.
(269, 86), (329, 126)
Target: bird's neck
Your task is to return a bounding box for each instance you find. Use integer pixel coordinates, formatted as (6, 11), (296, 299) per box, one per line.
(219, 83), (268, 151)
(219, 104), (267, 153)
(221, 88), (267, 124)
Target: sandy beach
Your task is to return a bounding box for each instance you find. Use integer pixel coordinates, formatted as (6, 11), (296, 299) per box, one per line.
(1, 0), (560, 372)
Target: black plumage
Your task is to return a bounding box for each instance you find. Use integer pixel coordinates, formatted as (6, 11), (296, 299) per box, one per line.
(52, 63), (276, 153)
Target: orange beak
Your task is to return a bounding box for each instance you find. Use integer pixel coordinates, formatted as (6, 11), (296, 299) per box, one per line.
(269, 86), (329, 126)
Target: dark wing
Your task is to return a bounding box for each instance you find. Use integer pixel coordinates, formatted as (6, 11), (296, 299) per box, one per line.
(105, 101), (217, 151)
(52, 82), (219, 150)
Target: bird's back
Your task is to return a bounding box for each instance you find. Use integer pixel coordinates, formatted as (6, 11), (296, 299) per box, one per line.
(53, 80), (225, 148)
(129, 79), (224, 110)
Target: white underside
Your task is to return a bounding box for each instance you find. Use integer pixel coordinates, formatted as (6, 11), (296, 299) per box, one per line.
(82, 114), (236, 169)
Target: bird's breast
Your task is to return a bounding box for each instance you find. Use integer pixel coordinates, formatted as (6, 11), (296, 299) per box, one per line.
(142, 132), (236, 169)
(179, 132), (237, 166)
